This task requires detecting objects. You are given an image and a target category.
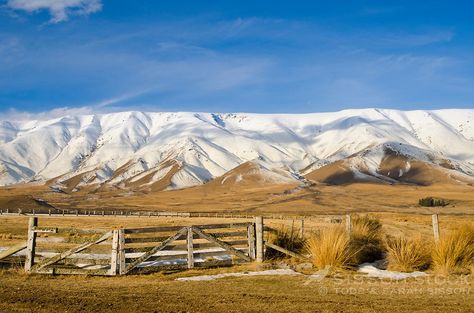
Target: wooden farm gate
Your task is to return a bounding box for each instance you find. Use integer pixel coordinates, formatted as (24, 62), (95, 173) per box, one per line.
(3, 213), (445, 274)
(12, 217), (266, 275)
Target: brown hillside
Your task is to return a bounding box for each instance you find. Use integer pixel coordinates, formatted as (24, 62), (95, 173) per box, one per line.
(304, 160), (357, 185)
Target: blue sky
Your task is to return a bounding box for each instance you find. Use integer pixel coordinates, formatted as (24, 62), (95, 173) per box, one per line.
(0, 0), (473, 117)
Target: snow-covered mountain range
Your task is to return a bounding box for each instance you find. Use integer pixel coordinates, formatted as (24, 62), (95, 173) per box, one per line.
(1, 109), (473, 190)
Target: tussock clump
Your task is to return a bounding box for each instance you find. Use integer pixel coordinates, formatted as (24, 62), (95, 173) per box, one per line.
(350, 215), (384, 264)
(385, 236), (431, 272)
(306, 226), (354, 270)
(432, 226), (474, 275)
(307, 215), (385, 270)
(265, 226), (306, 260)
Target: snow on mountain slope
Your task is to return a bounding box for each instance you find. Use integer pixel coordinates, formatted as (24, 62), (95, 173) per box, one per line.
(205, 160), (298, 188)
(306, 142), (474, 186)
(0, 109), (473, 190)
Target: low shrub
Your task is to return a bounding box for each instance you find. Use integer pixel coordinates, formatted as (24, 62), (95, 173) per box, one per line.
(432, 226), (474, 275)
(385, 236), (431, 272)
(418, 197), (448, 207)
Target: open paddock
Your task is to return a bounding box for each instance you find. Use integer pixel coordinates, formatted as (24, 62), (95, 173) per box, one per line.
(0, 211), (473, 312)
(0, 267), (472, 313)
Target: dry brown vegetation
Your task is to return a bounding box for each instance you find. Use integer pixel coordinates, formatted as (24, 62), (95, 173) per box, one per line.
(265, 226), (306, 260)
(0, 181), (473, 312)
(432, 226), (474, 275)
(0, 267), (473, 313)
(306, 226), (354, 270)
(1, 181), (474, 215)
(385, 236), (432, 272)
(305, 215), (384, 270)
(349, 215), (384, 264)
(0, 215), (473, 312)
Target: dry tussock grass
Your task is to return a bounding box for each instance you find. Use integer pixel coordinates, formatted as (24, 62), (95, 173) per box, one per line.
(265, 226), (306, 259)
(307, 215), (385, 270)
(385, 236), (431, 272)
(350, 215), (384, 264)
(432, 226), (474, 275)
(306, 225), (354, 270)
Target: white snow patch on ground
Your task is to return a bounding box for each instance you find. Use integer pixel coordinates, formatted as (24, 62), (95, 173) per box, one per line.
(358, 263), (428, 280)
(176, 269), (302, 281)
(235, 174), (243, 183)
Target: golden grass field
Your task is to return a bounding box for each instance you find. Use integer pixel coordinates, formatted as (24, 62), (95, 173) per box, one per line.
(0, 181), (473, 312)
(0, 213), (473, 312)
(1, 181), (474, 215)
(0, 267), (472, 313)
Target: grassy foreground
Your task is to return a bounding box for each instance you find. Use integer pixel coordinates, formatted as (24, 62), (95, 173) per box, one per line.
(0, 268), (472, 313)
(1, 214), (473, 312)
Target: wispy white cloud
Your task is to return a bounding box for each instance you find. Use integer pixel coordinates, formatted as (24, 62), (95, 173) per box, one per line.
(379, 31), (454, 47)
(0, 16), (472, 113)
(1, 89), (154, 121)
(5, 0), (102, 23)
(2, 106), (97, 121)
(91, 89), (154, 109)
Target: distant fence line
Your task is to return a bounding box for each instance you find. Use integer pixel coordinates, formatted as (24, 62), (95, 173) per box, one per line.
(0, 207), (342, 221)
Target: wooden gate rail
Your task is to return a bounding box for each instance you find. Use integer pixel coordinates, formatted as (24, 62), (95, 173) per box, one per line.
(123, 227), (188, 274)
(0, 242), (27, 261)
(264, 242), (309, 261)
(192, 227), (251, 262)
(30, 231), (112, 273)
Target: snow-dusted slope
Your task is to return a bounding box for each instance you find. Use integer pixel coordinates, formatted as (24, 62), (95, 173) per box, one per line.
(0, 109), (473, 189)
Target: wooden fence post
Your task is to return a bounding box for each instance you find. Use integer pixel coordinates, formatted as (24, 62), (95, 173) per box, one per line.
(247, 223), (256, 260)
(25, 217), (38, 272)
(110, 229), (126, 275)
(187, 227), (194, 269)
(345, 214), (352, 234)
(118, 229), (125, 275)
(110, 229), (120, 275)
(432, 214), (440, 242)
(255, 216), (264, 262)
